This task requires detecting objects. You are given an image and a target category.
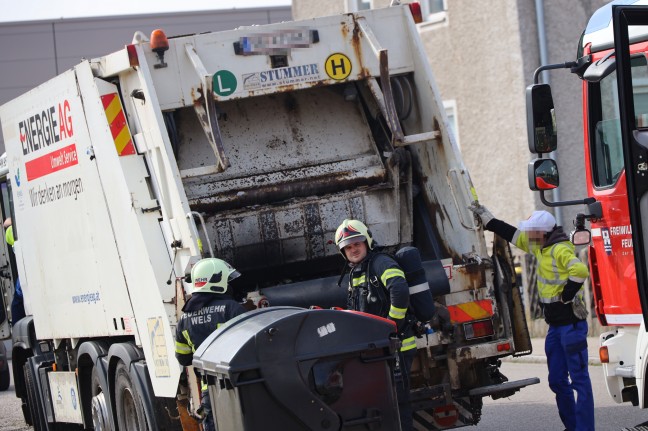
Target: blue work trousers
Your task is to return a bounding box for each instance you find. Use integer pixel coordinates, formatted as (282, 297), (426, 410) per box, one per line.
(545, 320), (594, 431)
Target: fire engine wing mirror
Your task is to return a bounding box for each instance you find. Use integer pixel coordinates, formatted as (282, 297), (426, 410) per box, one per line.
(582, 51), (616, 83)
(571, 212), (593, 246)
(571, 228), (591, 246)
(526, 83), (557, 154)
(528, 158), (559, 191)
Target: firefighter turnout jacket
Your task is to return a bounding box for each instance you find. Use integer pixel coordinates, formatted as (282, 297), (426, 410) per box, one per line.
(485, 219), (589, 325)
(348, 252), (416, 352)
(175, 292), (247, 366)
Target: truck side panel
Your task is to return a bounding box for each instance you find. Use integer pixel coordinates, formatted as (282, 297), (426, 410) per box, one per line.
(75, 65), (181, 396)
(0, 70), (134, 340)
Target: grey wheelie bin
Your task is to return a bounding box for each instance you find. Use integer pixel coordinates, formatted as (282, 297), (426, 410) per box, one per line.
(193, 306), (401, 431)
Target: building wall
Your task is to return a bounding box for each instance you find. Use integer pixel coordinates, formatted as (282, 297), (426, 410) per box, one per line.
(292, 0), (610, 232)
(292, 0), (346, 19)
(420, 0), (534, 230)
(0, 6), (292, 151)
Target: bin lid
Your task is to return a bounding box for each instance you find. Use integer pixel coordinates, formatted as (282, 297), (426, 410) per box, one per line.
(193, 307), (396, 378)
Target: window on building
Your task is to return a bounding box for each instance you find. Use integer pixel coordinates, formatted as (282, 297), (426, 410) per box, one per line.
(420, 0), (447, 25)
(444, 100), (459, 147)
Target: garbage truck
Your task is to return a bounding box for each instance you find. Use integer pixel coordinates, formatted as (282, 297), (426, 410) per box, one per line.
(0, 3), (538, 430)
(525, 0), (648, 410)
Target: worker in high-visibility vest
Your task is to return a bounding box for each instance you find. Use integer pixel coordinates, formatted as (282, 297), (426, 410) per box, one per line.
(4, 218), (25, 326)
(470, 205), (594, 431)
(334, 219), (416, 431)
(174, 258), (247, 431)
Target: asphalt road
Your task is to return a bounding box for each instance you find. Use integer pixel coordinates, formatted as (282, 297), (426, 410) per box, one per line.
(0, 361), (29, 431)
(478, 361), (648, 431)
(2, 360), (648, 430)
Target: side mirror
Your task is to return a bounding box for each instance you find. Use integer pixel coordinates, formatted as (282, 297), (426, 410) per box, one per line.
(571, 228), (592, 246)
(528, 158), (559, 191)
(571, 213), (593, 246)
(526, 83), (557, 154)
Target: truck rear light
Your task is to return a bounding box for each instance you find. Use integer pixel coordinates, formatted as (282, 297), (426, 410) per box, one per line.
(600, 346), (610, 363)
(463, 319), (494, 340)
(408, 2), (423, 24)
(497, 342), (511, 352)
(127, 44), (139, 67)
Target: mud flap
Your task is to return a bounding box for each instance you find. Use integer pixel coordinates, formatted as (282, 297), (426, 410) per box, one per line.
(492, 234), (533, 356)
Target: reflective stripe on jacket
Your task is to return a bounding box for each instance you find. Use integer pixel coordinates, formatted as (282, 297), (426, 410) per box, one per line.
(513, 230), (589, 302)
(174, 292), (247, 367)
(349, 252), (415, 352)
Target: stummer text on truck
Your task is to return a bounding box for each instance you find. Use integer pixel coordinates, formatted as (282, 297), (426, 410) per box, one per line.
(526, 0), (648, 410)
(0, 4), (537, 430)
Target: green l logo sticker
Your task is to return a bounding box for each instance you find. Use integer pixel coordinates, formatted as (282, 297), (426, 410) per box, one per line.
(212, 70), (237, 97)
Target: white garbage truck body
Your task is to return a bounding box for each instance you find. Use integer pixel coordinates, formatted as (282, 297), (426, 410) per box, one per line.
(0, 4), (536, 430)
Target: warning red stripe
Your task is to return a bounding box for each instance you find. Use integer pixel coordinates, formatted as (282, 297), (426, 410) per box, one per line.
(101, 93), (115, 110)
(25, 144), (79, 181)
(108, 108), (127, 140)
(100, 93), (135, 156)
(447, 299), (494, 323)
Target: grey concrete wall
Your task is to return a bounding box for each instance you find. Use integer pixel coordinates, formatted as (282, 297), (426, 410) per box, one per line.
(292, 0), (346, 19)
(421, 0), (534, 231)
(0, 6), (292, 151)
(291, 0), (612, 232)
(293, 0), (536, 229)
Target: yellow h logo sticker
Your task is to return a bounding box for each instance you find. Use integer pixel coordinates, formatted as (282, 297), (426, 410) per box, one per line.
(325, 53), (352, 80)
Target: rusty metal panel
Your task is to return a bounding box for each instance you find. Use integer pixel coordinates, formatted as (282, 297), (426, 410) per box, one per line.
(142, 6), (415, 110)
(203, 190), (401, 271)
(180, 86), (387, 210)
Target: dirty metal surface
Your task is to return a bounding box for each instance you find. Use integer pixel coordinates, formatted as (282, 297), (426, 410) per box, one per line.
(178, 86), (386, 208)
(202, 190), (402, 273)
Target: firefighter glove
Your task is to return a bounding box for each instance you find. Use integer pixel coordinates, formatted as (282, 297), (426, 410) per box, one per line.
(431, 302), (452, 332)
(469, 203), (495, 227)
(392, 317), (407, 335)
(572, 295), (589, 320)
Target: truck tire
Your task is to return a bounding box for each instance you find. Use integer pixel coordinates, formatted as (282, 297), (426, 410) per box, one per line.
(0, 367), (9, 391)
(91, 366), (110, 431)
(24, 363), (47, 431)
(114, 361), (149, 431)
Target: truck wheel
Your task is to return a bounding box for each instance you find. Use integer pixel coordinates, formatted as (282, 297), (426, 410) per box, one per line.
(24, 363), (47, 431)
(0, 367), (9, 391)
(114, 361), (149, 431)
(91, 366), (110, 431)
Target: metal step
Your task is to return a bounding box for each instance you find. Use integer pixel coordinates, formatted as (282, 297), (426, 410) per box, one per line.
(468, 377), (540, 397)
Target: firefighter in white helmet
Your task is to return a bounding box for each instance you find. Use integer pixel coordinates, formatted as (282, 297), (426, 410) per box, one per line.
(335, 219), (415, 431)
(469, 205), (593, 431)
(175, 258), (247, 431)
